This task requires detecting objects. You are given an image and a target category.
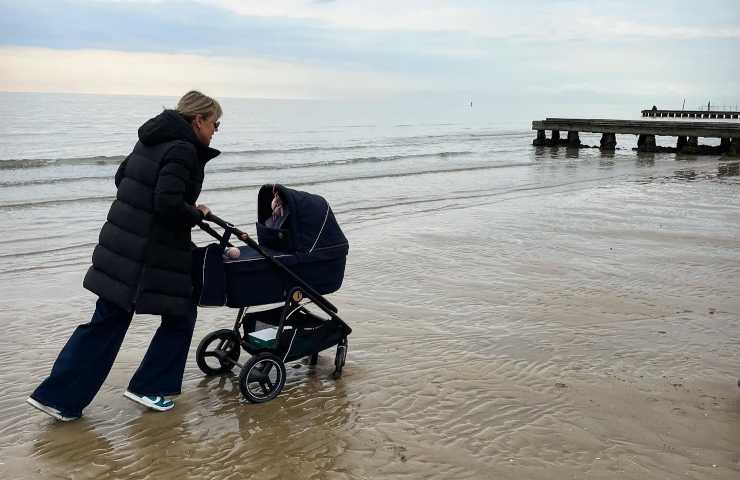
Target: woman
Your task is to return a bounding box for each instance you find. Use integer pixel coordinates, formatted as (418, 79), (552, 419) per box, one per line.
(27, 91), (222, 421)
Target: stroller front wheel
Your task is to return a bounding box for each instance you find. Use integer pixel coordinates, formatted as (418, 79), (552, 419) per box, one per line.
(239, 353), (287, 403)
(332, 337), (348, 379)
(196, 329), (241, 375)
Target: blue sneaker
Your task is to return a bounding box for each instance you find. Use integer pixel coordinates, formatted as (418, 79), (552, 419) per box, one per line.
(26, 397), (79, 422)
(124, 391), (175, 411)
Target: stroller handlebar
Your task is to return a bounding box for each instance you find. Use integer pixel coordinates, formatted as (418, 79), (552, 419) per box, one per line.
(203, 212), (253, 243)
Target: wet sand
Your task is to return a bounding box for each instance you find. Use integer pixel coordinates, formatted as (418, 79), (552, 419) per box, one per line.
(1, 155), (740, 479)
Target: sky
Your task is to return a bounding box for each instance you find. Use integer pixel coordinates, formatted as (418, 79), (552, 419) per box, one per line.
(0, 0), (739, 107)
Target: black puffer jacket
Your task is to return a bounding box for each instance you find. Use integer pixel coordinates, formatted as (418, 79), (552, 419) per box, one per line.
(83, 110), (220, 316)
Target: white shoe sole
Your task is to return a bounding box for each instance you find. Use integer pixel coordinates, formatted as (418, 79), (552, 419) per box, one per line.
(26, 397), (79, 422)
(123, 391), (174, 411)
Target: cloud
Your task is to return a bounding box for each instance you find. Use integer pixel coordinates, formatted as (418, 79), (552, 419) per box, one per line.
(77, 0), (740, 40)
(190, 0), (740, 39)
(578, 17), (740, 39)
(0, 46), (423, 98)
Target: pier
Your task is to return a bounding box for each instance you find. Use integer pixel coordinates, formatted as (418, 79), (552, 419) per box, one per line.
(531, 118), (740, 155)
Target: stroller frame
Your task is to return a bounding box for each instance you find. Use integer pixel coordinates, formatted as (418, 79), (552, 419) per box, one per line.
(195, 214), (350, 403)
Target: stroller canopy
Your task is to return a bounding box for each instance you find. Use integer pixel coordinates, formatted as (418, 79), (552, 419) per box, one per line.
(257, 184), (348, 256)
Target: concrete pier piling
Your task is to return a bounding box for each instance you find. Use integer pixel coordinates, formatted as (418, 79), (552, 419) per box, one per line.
(599, 133), (617, 150)
(567, 131), (580, 148)
(637, 134), (657, 152)
(730, 138), (740, 156)
(533, 129), (547, 146)
(676, 136), (687, 150)
(684, 136), (699, 154)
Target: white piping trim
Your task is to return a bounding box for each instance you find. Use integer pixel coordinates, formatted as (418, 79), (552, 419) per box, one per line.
(310, 242), (348, 252)
(309, 204), (330, 254)
(226, 254), (292, 264)
(285, 305), (302, 320)
(283, 329), (298, 362)
(280, 305), (304, 361)
(199, 244), (225, 306)
(199, 245), (208, 305)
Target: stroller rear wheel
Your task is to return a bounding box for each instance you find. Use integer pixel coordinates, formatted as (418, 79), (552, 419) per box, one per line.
(239, 353), (287, 403)
(196, 329), (241, 375)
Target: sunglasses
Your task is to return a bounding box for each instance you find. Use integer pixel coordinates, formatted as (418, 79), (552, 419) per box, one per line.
(198, 115), (220, 131)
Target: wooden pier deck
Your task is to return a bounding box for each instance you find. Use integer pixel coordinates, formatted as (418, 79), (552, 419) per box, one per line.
(531, 118), (740, 154)
(642, 109), (740, 119)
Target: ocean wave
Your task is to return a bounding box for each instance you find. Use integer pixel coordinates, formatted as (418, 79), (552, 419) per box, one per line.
(220, 145), (369, 156)
(0, 150), (476, 186)
(221, 131), (529, 155)
(207, 161), (535, 193)
(0, 130), (530, 169)
(0, 194), (115, 209)
(0, 155), (125, 170)
(0, 175), (112, 188)
(217, 150), (475, 172)
(0, 160), (533, 210)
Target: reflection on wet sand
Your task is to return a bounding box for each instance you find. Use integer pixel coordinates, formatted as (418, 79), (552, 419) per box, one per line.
(673, 169), (698, 181)
(635, 152), (655, 167)
(718, 161), (739, 177)
(32, 423), (118, 478)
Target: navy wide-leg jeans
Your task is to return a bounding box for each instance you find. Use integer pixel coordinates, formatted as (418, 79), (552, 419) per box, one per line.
(31, 297), (197, 418)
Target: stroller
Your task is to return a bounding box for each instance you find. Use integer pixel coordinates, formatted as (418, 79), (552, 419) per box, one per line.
(193, 184), (351, 403)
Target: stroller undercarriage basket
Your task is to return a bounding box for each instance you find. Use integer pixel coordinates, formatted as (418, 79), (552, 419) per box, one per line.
(193, 184), (351, 404)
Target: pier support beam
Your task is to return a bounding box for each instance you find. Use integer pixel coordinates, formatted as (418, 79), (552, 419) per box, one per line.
(567, 131), (580, 148)
(683, 136), (699, 153)
(676, 136), (687, 150)
(600, 133), (616, 150)
(551, 130), (560, 145)
(637, 134), (656, 152)
(720, 137), (731, 153)
(533, 129), (547, 146)
(729, 138), (740, 157)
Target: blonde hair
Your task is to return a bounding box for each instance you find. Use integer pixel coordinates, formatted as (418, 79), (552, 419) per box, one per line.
(176, 90), (222, 121)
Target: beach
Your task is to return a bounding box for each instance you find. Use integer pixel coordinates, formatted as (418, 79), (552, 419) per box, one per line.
(0, 93), (739, 479)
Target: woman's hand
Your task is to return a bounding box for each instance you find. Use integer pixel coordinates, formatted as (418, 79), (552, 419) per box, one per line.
(196, 204), (211, 218)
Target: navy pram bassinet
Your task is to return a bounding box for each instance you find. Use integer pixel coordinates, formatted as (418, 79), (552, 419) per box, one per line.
(195, 184), (348, 307)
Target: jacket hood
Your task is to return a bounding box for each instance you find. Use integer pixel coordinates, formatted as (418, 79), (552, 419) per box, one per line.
(138, 110), (220, 162)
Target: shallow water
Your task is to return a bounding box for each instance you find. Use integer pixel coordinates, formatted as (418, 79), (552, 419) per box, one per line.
(1, 93), (739, 479)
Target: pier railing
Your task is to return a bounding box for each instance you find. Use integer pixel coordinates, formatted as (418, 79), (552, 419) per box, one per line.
(642, 108), (740, 119)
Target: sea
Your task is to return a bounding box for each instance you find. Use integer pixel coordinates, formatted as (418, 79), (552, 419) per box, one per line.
(0, 92), (738, 479)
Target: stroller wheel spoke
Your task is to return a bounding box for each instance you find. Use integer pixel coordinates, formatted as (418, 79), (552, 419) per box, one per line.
(260, 379), (274, 394)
